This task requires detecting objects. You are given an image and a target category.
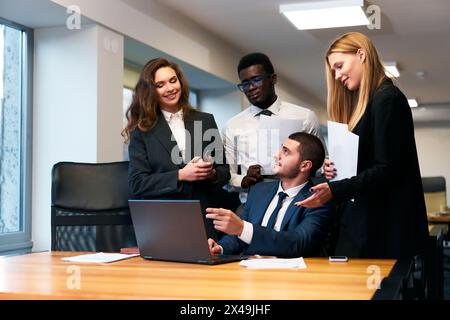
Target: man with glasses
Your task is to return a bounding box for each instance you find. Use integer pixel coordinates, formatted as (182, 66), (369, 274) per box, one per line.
(223, 53), (323, 205)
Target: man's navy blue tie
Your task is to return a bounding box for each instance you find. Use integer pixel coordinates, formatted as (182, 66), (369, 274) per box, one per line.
(255, 109), (273, 117)
(266, 191), (288, 230)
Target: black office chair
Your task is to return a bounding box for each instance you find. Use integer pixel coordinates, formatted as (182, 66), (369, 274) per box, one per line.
(51, 161), (137, 252)
(418, 176), (447, 299)
(422, 176), (447, 214)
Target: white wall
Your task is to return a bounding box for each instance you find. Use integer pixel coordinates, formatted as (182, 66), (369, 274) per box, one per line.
(32, 24), (124, 251)
(96, 26), (125, 162)
(51, 0), (325, 122)
(415, 126), (450, 206)
(276, 77), (326, 122)
(198, 89), (243, 133)
(51, 0), (240, 84)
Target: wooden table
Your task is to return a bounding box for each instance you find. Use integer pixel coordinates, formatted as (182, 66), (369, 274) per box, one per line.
(428, 213), (450, 224)
(0, 251), (401, 300)
(428, 213), (450, 236)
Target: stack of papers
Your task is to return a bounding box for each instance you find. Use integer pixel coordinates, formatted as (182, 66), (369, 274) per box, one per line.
(327, 121), (359, 181)
(239, 257), (307, 269)
(61, 252), (139, 263)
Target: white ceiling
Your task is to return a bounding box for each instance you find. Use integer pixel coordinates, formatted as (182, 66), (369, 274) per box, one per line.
(0, 0), (93, 29)
(124, 36), (234, 90)
(155, 0), (450, 108)
(2, 0), (449, 121)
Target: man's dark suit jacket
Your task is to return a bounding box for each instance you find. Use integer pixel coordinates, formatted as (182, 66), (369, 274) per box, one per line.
(330, 78), (429, 259)
(128, 109), (230, 238)
(219, 181), (333, 258)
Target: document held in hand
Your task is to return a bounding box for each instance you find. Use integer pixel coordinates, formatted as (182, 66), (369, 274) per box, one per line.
(327, 121), (359, 181)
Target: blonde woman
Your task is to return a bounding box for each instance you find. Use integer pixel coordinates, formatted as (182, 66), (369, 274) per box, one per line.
(296, 32), (428, 259)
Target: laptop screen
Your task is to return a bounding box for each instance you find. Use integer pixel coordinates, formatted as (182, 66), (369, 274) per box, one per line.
(129, 200), (213, 262)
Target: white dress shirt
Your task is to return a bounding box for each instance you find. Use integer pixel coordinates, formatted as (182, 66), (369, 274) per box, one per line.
(161, 109), (186, 160)
(222, 97), (322, 203)
(238, 181), (307, 244)
(216, 181), (307, 254)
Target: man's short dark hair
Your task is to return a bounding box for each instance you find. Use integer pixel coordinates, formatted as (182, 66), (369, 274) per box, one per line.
(288, 132), (325, 176)
(237, 52), (275, 75)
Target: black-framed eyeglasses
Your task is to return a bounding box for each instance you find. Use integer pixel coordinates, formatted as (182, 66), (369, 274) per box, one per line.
(237, 74), (272, 92)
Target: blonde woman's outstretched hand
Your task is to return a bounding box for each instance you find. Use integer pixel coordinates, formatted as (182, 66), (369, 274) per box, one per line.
(294, 182), (333, 208)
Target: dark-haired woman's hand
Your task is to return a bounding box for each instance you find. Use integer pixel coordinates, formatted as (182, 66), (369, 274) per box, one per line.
(178, 157), (214, 181)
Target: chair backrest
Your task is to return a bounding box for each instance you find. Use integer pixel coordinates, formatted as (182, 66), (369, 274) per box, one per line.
(422, 176), (447, 213)
(51, 161), (136, 252)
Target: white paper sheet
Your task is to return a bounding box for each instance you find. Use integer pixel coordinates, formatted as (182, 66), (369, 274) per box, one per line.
(61, 252), (139, 263)
(327, 121), (359, 181)
(239, 257), (307, 269)
(257, 116), (304, 175)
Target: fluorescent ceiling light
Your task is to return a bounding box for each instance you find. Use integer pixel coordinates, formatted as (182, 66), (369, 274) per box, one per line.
(280, 0), (369, 30)
(408, 99), (418, 108)
(384, 62), (400, 78)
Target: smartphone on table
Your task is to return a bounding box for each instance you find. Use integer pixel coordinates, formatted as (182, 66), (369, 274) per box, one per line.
(329, 256), (348, 262)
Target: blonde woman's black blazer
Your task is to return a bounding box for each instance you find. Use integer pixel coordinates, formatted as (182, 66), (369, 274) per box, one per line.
(329, 79), (428, 259)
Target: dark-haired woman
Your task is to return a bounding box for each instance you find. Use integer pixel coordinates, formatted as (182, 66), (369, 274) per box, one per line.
(122, 58), (230, 239)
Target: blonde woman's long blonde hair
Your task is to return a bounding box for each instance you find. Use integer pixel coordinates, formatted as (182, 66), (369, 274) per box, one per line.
(325, 32), (387, 131)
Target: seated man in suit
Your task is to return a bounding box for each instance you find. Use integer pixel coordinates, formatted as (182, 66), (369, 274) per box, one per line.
(206, 132), (333, 257)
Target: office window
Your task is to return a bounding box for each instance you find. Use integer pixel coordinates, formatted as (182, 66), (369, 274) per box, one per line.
(122, 87), (133, 160)
(189, 90), (198, 109)
(0, 19), (32, 254)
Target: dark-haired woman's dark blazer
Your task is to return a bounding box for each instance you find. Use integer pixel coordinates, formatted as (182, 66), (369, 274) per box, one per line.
(128, 109), (230, 239)
(329, 78), (429, 259)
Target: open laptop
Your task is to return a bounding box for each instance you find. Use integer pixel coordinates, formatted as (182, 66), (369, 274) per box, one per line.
(128, 199), (249, 265)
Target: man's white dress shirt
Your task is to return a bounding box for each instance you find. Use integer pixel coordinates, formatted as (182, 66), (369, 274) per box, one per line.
(238, 181), (307, 244)
(216, 181), (308, 254)
(222, 97), (322, 203)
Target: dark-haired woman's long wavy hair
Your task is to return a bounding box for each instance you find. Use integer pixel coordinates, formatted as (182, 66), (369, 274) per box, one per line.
(122, 58), (195, 142)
